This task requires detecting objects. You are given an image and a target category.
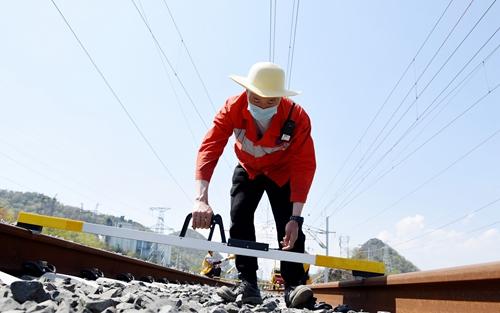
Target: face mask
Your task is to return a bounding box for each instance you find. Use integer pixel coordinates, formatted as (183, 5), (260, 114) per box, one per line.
(247, 102), (278, 121)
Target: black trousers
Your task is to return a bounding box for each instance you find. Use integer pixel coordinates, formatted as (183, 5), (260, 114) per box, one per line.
(229, 164), (306, 287)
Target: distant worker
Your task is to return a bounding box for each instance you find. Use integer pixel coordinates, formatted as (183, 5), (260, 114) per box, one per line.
(192, 62), (318, 309)
(200, 251), (222, 278)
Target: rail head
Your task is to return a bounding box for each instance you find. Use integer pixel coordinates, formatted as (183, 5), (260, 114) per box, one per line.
(312, 260), (500, 289)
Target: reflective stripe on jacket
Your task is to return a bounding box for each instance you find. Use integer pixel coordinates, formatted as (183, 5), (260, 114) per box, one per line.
(195, 91), (316, 203)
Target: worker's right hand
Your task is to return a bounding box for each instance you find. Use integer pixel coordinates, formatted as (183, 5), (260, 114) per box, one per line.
(192, 200), (213, 229)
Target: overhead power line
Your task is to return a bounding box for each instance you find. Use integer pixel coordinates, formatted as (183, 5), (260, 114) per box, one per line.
(286, 0), (300, 89)
(310, 0), (455, 224)
(269, 0), (277, 62)
(136, 0), (198, 146)
(49, 0), (191, 203)
(160, 0), (218, 114)
(130, 0), (209, 129)
(351, 118), (500, 228)
(361, 194), (500, 255)
(398, 218), (500, 252)
(132, 0), (233, 170)
(335, 70), (500, 218)
(329, 0), (487, 211)
(326, 5), (499, 215)
(0, 138), (148, 210)
(330, 26), (500, 214)
(393, 196), (500, 248)
(0, 149), (104, 206)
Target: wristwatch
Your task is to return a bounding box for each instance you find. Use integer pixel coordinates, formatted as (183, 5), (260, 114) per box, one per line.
(289, 215), (304, 226)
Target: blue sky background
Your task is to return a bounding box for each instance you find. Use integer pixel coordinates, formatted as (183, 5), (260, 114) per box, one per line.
(1, 0), (499, 278)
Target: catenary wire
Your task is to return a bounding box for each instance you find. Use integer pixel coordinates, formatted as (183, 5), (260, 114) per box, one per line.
(285, 0), (296, 87)
(129, 0), (209, 129)
(310, 0), (455, 224)
(0, 138), (148, 211)
(136, 0), (198, 146)
(325, 0), (486, 212)
(327, 8), (499, 215)
(132, 0), (234, 171)
(350, 117), (500, 228)
(269, 0), (273, 61)
(160, 0), (218, 114)
(0, 149), (109, 208)
(392, 196), (500, 248)
(330, 25), (500, 214)
(49, 0), (191, 203)
(396, 218), (500, 252)
(286, 0), (300, 89)
(272, 0), (277, 63)
(360, 195), (500, 255)
(335, 76), (500, 219)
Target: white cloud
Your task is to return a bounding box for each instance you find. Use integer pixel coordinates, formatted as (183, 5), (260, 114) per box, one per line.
(395, 214), (425, 238)
(376, 230), (391, 242)
(481, 228), (498, 239)
(376, 215), (500, 271)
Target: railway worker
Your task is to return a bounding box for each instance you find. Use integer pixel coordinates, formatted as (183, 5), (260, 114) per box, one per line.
(192, 62), (317, 309)
(200, 250), (222, 278)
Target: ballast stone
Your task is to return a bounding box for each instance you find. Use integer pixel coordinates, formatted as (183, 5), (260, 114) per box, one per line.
(10, 281), (50, 304)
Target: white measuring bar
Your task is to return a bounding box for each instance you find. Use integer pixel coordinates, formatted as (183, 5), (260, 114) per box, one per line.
(17, 212), (385, 274)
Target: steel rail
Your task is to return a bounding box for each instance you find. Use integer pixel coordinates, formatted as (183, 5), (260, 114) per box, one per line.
(2, 220), (499, 312)
(310, 261), (500, 312)
(0, 222), (230, 287)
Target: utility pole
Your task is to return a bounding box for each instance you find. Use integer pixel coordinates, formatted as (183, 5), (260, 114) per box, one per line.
(323, 216), (336, 282)
(325, 216), (329, 256)
(303, 217), (335, 283)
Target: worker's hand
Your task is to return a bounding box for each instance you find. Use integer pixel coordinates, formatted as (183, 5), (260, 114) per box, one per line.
(192, 200), (213, 229)
(281, 220), (299, 250)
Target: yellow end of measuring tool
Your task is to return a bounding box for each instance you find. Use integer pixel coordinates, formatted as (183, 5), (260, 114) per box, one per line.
(17, 212), (84, 232)
(315, 254), (385, 274)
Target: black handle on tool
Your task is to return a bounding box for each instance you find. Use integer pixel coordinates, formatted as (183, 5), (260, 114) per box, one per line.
(180, 213), (226, 243)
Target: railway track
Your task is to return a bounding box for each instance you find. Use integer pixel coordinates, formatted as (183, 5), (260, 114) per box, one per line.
(1, 221), (499, 312)
(310, 260), (500, 312)
(0, 222), (229, 287)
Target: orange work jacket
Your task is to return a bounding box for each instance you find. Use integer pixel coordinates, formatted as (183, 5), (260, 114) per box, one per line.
(196, 91), (316, 203)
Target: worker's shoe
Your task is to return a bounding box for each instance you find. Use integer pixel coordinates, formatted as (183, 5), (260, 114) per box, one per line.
(217, 280), (263, 304)
(284, 285), (314, 308)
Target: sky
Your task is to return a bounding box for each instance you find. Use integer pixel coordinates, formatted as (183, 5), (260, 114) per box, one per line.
(1, 1), (499, 279)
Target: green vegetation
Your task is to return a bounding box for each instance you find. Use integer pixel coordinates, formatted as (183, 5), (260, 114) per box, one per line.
(169, 229), (224, 274)
(0, 189), (215, 273)
(3, 189), (421, 279)
(352, 238), (419, 274)
(312, 238), (420, 282)
(0, 189), (146, 230)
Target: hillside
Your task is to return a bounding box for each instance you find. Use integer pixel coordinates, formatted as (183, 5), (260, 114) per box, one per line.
(352, 238), (420, 274)
(0, 189), (146, 230)
(0, 189), (221, 274)
(312, 238), (419, 283)
(169, 229), (224, 274)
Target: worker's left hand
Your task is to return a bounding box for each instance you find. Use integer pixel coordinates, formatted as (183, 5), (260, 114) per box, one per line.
(281, 220), (299, 250)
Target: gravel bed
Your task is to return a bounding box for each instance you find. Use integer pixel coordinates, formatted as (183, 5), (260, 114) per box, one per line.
(0, 272), (366, 313)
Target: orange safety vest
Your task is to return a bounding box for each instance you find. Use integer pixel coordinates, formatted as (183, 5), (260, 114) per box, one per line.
(196, 91), (316, 203)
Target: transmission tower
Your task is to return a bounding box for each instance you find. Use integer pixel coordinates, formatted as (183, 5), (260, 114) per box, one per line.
(148, 207), (172, 266)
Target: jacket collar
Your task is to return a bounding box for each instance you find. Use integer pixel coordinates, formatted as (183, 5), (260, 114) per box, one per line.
(236, 90), (292, 144)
